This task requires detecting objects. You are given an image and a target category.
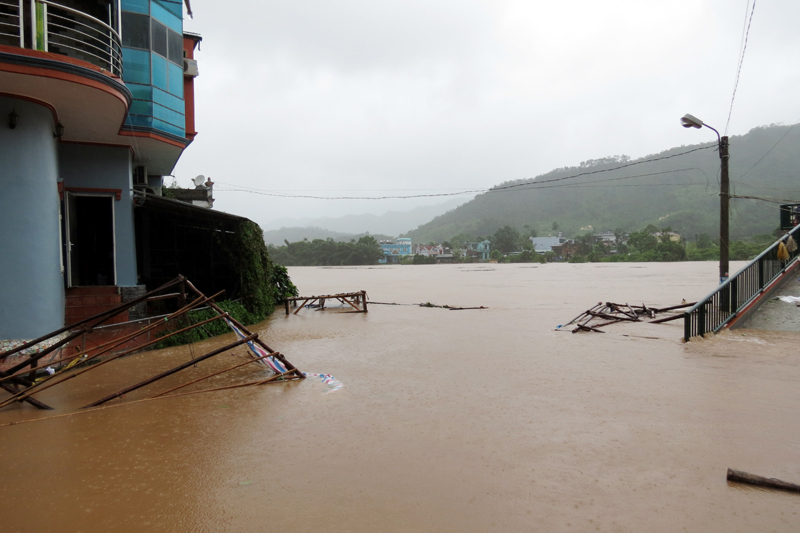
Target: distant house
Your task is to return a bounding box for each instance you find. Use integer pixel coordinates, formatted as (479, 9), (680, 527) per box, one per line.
(379, 238), (412, 264)
(413, 244), (444, 257)
(530, 236), (565, 254)
(594, 231), (617, 243)
(463, 240), (491, 261)
(171, 179), (215, 208)
(551, 240), (580, 260)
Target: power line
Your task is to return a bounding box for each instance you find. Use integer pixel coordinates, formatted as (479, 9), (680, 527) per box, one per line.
(213, 188), (486, 200)
(489, 145), (716, 192)
(734, 123), (796, 181)
(731, 194), (800, 205)
(494, 169), (708, 191)
(213, 145), (717, 201)
(725, 0), (758, 135)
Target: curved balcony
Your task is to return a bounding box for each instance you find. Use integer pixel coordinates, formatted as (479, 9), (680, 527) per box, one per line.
(0, 1), (23, 47)
(0, 0), (121, 77)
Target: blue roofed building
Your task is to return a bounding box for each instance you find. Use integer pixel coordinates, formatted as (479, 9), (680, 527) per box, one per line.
(379, 238), (412, 264)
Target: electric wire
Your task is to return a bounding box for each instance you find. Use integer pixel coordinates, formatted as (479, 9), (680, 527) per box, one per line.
(214, 145), (718, 201)
(489, 145), (716, 192)
(730, 194), (800, 205)
(725, 0), (758, 135)
(734, 123), (796, 182)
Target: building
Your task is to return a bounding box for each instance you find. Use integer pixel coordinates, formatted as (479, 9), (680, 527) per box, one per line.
(530, 236), (565, 254)
(413, 244), (444, 257)
(379, 238), (412, 264)
(170, 177), (214, 208)
(594, 231), (617, 243)
(0, 0), (206, 344)
(462, 240), (491, 261)
(551, 240), (579, 260)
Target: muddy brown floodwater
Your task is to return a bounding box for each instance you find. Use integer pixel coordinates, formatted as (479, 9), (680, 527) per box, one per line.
(1, 262), (800, 532)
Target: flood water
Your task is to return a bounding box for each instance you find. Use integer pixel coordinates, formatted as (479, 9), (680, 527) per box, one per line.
(1, 262), (799, 532)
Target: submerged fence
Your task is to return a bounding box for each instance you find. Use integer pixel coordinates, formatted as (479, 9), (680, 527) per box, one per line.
(684, 225), (800, 341)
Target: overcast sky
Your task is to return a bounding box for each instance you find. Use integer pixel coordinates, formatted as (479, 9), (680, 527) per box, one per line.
(172, 0), (800, 231)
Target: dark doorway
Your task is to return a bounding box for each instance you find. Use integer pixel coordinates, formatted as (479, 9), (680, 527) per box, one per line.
(65, 194), (116, 286)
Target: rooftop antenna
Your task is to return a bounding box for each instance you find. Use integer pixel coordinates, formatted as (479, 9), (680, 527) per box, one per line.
(193, 174), (206, 188)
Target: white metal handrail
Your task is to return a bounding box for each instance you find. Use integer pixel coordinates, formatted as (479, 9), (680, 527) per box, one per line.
(0, 0), (24, 47)
(39, 0), (118, 38)
(39, 0), (122, 76)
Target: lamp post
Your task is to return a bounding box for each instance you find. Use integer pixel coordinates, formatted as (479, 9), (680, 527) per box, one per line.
(681, 114), (730, 284)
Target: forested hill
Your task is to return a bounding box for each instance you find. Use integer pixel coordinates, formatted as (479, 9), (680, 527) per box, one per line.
(404, 123), (800, 243)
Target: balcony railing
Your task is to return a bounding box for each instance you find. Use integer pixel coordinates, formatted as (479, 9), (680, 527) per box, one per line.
(0, 0), (122, 77)
(683, 224), (800, 342)
(0, 1), (24, 47)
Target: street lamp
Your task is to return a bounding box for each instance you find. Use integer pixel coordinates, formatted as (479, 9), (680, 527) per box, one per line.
(681, 113), (730, 284)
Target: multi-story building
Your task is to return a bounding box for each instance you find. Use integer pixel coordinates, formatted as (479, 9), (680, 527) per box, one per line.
(462, 240), (491, 261)
(379, 238), (412, 264)
(0, 0), (201, 344)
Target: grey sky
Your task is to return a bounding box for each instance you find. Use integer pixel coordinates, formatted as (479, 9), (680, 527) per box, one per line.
(173, 0), (800, 232)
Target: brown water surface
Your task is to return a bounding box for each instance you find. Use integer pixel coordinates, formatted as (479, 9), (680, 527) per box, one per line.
(1, 262), (799, 532)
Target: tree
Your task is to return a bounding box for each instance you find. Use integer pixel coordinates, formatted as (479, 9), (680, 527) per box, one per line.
(628, 230), (658, 254)
(697, 233), (714, 249)
(492, 225), (520, 253)
(613, 228), (628, 254)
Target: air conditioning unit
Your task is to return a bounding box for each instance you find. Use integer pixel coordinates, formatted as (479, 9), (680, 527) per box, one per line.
(183, 58), (199, 78)
(133, 166), (148, 185)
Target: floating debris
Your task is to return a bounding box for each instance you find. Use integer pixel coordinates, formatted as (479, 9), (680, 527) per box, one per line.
(0, 275), (305, 412)
(562, 301), (696, 333)
(285, 291), (368, 315)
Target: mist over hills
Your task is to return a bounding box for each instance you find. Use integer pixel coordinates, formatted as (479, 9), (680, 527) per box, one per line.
(261, 198), (467, 245)
(403, 123), (800, 244)
(262, 227), (394, 246)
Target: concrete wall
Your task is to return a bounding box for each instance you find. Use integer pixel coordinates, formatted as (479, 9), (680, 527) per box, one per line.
(0, 97), (65, 340)
(59, 144), (138, 286)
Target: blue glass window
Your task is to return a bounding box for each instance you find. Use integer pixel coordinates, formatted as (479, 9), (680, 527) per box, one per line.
(122, 48), (150, 84)
(121, 0), (148, 15)
(151, 53), (167, 90)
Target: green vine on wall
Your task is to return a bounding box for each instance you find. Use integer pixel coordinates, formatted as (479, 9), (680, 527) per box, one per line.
(225, 220), (298, 321)
(156, 220), (298, 348)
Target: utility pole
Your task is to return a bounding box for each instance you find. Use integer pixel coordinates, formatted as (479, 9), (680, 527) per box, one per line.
(719, 136), (730, 283)
(680, 114), (730, 284)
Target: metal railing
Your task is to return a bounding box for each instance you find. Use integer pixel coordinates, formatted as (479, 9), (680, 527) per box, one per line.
(0, 0), (122, 76)
(0, 0), (24, 47)
(684, 224), (800, 341)
(40, 0), (122, 76)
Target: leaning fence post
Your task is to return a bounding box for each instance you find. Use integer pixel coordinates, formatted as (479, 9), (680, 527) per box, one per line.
(697, 302), (706, 337)
(684, 311), (691, 342)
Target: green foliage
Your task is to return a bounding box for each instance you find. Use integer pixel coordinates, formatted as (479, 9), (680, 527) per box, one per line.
(222, 220), (297, 320)
(697, 233), (715, 249)
(153, 220), (296, 349)
(268, 235), (384, 266)
(508, 250), (536, 263)
(155, 300), (263, 348)
(627, 229), (658, 254)
(412, 254), (437, 264)
(492, 225), (521, 253)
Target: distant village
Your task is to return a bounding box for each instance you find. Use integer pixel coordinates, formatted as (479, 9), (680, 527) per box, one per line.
(378, 229), (682, 264)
